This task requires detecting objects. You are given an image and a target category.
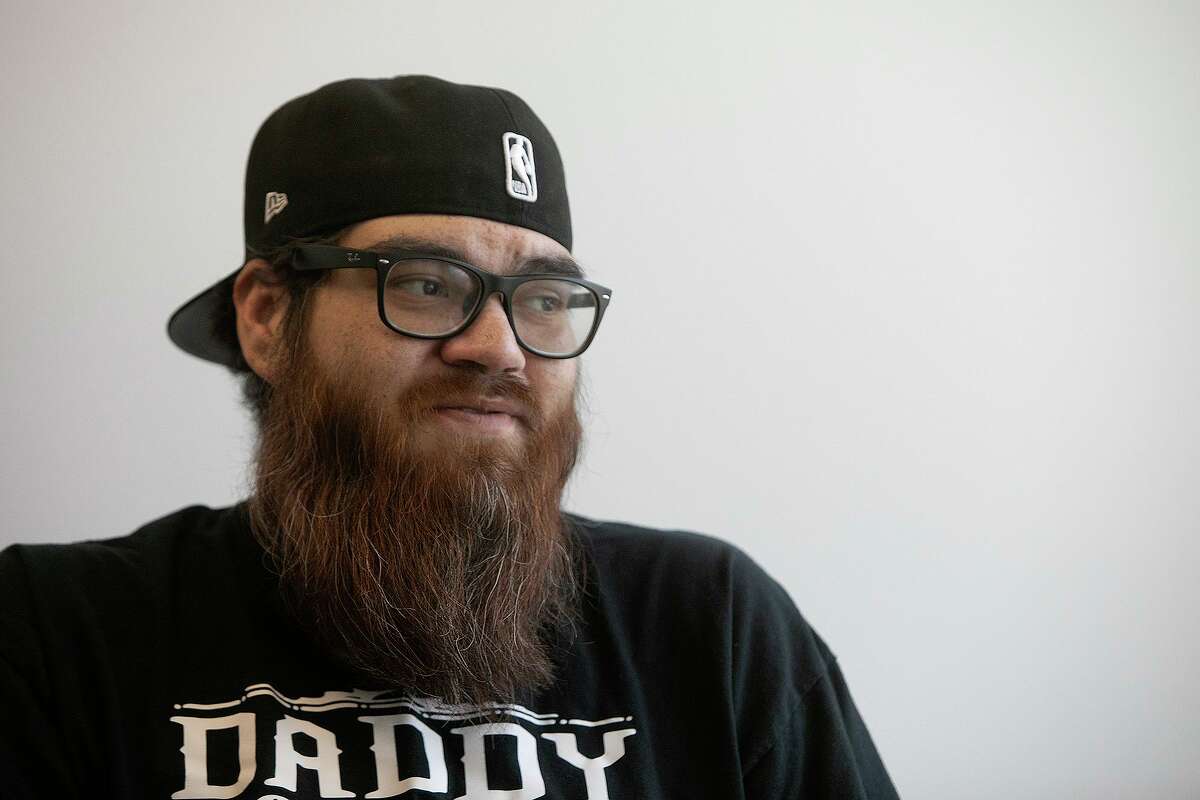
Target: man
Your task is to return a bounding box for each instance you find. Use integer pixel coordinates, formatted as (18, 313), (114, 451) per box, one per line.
(0, 75), (900, 798)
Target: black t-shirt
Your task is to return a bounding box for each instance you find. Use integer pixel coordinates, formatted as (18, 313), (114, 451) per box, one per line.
(0, 502), (900, 798)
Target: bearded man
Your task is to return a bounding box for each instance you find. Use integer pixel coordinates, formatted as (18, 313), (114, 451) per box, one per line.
(0, 75), (900, 799)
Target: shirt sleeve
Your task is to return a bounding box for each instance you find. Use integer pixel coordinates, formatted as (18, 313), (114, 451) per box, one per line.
(0, 545), (82, 800)
(741, 655), (901, 799)
(719, 543), (900, 799)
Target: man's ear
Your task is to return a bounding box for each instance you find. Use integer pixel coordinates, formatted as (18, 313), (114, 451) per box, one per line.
(232, 258), (291, 385)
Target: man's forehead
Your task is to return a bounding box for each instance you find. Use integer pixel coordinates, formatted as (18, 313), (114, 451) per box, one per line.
(339, 214), (582, 278)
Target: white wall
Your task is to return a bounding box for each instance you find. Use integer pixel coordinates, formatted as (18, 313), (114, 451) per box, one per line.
(2, 1), (1197, 797)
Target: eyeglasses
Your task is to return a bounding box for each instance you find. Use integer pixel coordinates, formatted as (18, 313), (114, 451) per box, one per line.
(291, 245), (613, 359)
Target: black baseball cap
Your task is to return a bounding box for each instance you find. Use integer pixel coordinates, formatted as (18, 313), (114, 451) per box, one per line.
(166, 74), (572, 369)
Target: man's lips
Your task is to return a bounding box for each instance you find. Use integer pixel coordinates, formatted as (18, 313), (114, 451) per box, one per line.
(434, 398), (526, 420)
(432, 398), (528, 432)
(433, 407), (522, 433)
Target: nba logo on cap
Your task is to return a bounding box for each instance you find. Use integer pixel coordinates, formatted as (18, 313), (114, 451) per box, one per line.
(503, 132), (537, 202)
(264, 191), (289, 223)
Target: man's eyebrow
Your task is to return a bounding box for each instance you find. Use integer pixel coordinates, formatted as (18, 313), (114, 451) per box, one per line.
(516, 255), (585, 279)
(362, 234), (585, 279)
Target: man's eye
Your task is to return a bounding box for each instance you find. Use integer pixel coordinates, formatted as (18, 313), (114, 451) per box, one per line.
(391, 278), (447, 298)
(525, 295), (563, 313)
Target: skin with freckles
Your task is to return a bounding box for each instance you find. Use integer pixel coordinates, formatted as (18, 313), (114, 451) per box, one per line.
(229, 214), (587, 708)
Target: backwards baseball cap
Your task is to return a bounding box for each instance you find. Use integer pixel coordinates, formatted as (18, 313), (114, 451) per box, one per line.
(166, 74), (572, 368)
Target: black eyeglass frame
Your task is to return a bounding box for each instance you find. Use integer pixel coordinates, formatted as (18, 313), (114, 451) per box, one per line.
(291, 244), (613, 359)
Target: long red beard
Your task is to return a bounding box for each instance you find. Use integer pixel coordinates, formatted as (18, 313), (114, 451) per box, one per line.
(245, 324), (585, 709)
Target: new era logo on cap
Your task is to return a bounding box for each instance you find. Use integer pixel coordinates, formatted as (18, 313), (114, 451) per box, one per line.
(503, 133), (537, 202)
(264, 191), (289, 223)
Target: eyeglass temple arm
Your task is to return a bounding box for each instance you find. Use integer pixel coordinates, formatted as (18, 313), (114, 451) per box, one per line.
(291, 245), (379, 271)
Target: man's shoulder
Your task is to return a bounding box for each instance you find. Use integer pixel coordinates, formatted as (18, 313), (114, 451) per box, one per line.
(1, 503), (235, 575)
(566, 511), (738, 555)
(0, 504), (245, 675)
(563, 512), (837, 703)
(563, 511), (808, 626)
(564, 511), (760, 581)
(0, 503), (246, 625)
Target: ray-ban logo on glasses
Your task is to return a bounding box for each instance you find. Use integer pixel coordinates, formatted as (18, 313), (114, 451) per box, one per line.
(503, 133), (537, 202)
(264, 192), (288, 223)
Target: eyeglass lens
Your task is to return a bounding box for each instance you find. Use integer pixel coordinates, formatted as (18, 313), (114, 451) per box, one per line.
(383, 259), (598, 356)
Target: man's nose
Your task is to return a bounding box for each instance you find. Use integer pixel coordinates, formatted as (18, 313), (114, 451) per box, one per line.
(439, 293), (526, 373)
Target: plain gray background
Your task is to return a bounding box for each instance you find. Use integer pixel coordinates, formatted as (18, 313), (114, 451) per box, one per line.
(2, 1), (1197, 797)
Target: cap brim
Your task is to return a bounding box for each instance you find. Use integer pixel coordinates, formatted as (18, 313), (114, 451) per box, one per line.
(166, 265), (244, 368)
